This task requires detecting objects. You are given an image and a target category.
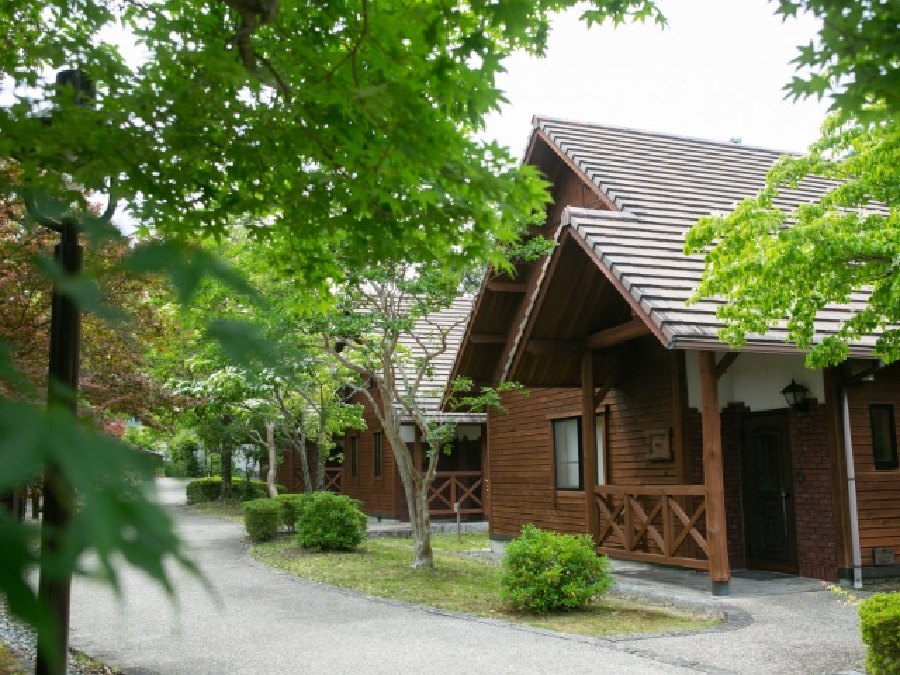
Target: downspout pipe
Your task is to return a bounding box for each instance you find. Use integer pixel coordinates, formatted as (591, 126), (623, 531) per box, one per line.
(840, 387), (863, 589)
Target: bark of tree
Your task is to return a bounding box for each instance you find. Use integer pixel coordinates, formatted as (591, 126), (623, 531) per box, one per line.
(315, 399), (327, 491)
(294, 418), (312, 493)
(265, 420), (278, 498)
(220, 444), (233, 499)
(382, 421), (434, 568)
(273, 382), (313, 492)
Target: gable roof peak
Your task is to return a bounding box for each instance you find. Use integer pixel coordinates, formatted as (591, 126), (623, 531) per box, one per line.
(531, 114), (802, 157)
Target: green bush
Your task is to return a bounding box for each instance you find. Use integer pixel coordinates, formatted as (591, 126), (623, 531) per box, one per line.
(169, 434), (202, 478)
(164, 462), (188, 478)
(186, 477), (285, 504)
(275, 493), (308, 531)
(500, 524), (613, 613)
(860, 592), (900, 675)
(295, 492), (367, 551)
(242, 499), (282, 543)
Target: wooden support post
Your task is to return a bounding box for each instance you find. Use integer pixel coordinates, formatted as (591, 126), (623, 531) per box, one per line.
(482, 422), (492, 520)
(823, 367), (852, 574)
(582, 351), (599, 544)
(698, 351), (731, 595)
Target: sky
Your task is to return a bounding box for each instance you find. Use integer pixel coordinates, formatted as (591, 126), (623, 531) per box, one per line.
(483, 0), (830, 158)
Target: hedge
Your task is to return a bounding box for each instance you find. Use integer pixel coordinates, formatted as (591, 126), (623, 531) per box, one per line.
(274, 493), (308, 531)
(860, 592), (900, 675)
(186, 477), (285, 504)
(242, 499), (282, 543)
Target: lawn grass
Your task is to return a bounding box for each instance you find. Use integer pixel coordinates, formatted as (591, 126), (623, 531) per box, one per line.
(251, 533), (719, 638)
(70, 648), (122, 674)
(0, 644), (26, 675)
(186, 499), (245, 523)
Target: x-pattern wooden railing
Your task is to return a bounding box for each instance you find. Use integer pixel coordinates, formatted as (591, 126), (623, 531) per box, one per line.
(428, 471), (483, 517)
(323, 468), (342, 493)
(593, 485), (709, 570)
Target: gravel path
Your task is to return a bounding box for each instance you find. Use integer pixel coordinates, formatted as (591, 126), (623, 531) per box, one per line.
(65, 492), (697, 675)
(6, 479), (868, 675)
(0, 602), (117, 674)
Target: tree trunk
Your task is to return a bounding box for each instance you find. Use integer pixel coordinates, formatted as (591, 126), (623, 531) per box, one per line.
(220, 445), (233, 499)
(408, 477), (433, 569)
(315, 408), (327, 491)
(265, 420), (278, 498)
(295, 423), (312, 493)
(389, 428), (434, 569)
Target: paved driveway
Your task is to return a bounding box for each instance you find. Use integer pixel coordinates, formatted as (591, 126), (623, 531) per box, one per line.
(67, 479), (864, 674)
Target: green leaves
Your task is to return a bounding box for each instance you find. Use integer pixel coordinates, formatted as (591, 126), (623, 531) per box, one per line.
(126, 240), (258, 306)
(776, 1), (900, 121)
(686, 111), (899, 366)
(1, 0), (674, 641)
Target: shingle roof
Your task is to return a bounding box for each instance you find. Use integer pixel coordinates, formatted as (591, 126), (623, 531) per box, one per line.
(396, 296), (484, 422)
(534, 116), (841, 223)
(563, 208), (878, 355)
(506, 117), (881, 361)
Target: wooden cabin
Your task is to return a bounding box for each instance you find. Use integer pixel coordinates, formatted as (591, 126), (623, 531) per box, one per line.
(451, 117), (899, 594)
(333, 297), (489, 521)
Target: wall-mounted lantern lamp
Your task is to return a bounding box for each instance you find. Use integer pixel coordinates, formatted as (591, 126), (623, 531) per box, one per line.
(781, 379), (810, 412)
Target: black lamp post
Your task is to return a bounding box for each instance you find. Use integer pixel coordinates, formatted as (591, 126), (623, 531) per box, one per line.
(781, 379), (810, 412)
(26, 68), (115, 675)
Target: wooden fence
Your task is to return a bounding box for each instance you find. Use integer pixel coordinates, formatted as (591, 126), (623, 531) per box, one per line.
(323, 468), (342, 494)
(427, 471), (484, 517)
(593, 485), (709, 570)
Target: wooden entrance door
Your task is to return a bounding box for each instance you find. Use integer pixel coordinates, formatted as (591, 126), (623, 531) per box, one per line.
(742, 412), (798, 573)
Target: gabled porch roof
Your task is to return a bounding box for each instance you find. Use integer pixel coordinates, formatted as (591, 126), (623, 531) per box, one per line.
(502, 206), (879, 376)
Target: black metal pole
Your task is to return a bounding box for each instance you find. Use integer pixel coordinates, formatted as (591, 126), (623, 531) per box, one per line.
(35, 217), (82, 675)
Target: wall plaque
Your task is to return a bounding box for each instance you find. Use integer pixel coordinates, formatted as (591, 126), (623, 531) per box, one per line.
(647, 428), (672, 462)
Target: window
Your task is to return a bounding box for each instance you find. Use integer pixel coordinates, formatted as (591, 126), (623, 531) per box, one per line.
(349, 436), (358, 477)
(373, 432), (383, 477)
(553, 414), (606, 490)
(595, 414), (607, 486)
(553, 418), (582, 490)
(871, 405), (898, 470)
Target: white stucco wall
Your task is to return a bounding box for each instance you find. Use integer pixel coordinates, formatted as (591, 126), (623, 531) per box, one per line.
(685, 351), (825, 412)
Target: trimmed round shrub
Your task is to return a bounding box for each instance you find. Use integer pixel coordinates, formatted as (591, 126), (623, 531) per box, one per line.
(500, 524), (613, 613)
(186, 477), (221, 504)
(242, 499), (282, 543)
(186, 477), (285, 504)
(275, 493), (308, 531)
(295, 492), (367, 551)
(860, 592), (900, 675)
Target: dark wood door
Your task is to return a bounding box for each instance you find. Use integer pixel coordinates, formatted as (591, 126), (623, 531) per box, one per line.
(742, 412), (798, 573)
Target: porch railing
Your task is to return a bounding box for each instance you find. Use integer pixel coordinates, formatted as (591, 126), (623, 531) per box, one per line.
(593, 485), (709, 570)
(323, 468), (343, 494)
(428, 471), (483, 517)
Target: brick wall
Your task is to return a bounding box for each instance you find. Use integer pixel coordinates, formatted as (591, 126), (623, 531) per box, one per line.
(686, 403), (839, 581)
(721, 404), (749, 570)
(789, 403), (839, 581)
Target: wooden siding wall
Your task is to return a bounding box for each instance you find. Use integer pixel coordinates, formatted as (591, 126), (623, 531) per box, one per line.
(274, 443), (320, 493)
(341, 390), (399, 518)
(847, 364), (900, 566)
(546, 170), (602, 236)
(489, 338), (678, 538)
